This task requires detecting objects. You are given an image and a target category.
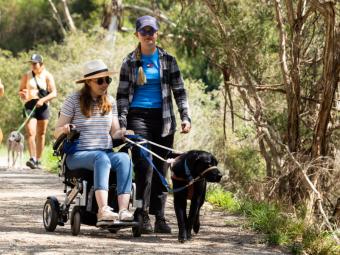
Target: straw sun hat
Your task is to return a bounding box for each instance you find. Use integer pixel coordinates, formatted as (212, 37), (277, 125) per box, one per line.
(75, 59), (115, 83)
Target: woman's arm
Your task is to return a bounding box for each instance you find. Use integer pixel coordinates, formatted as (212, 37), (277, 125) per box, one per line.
(0, 79), (4, 97)
(45, 72), (57, 101)
(54, 113), (73, 139)
(169, 56), (191, 133)
(36, 71), (57, 107)
(116, 59), (131, 129)
(110, 116), (124, 139)
(19, 74), (28, 100)
(110, 115), (134, 141)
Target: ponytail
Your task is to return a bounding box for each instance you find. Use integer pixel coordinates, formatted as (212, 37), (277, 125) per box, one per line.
(135, 43), (146, 85)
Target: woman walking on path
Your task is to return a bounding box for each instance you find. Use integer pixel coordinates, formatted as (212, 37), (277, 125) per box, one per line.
(0, 78), (4, 144)
(117, 15), (191, 234)
(19, 54), (57, 169)
(0, 78), (4, 97)
(54, 59), (134, 224)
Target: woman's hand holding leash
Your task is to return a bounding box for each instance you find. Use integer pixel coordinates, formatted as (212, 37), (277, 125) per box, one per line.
(62, 124), (76, 135)
(121, 128), (134, 142)
(36, 98), (46, 108)
(181, 120), (191, 133)
(36, 98), (45, 108)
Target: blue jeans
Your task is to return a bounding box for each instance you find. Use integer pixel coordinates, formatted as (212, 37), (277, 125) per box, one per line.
(66, 150), (132, 195)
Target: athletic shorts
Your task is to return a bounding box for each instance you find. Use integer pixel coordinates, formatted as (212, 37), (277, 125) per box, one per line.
(23, 99), (50, 120)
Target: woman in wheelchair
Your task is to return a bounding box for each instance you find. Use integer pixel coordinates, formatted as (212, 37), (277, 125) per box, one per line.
(54, 59), (134, 224)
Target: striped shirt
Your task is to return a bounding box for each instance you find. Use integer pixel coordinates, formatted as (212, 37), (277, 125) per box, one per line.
(60, 92), (117, 151)
(117, 47), (191, 137)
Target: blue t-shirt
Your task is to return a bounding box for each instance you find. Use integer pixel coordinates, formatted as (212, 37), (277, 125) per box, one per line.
(130, 49), (162, 108)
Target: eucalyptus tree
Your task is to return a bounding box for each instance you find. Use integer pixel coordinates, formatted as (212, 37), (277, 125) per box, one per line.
(172, 0), (340, 224)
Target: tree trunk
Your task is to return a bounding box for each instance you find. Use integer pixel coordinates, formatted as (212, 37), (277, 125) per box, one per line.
(311, 1), (339, 158)
(274, 0), (302, 153)
(307, 0), (339, 223)
(61, 0), (76, 32)
(47, 0), (67, 36)
(222, 67), (233, 139)
(103, 0), (123, 43)
(259, 138), (272, 178)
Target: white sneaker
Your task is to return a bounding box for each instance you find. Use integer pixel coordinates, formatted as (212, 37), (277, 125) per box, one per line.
(119, 209), (134, 221)
(97, 206), (118, 222)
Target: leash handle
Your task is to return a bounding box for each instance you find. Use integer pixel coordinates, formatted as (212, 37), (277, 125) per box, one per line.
(146, 140), (183, 154)
(125, 137), (168, 162)
(125, 134), (183, 154)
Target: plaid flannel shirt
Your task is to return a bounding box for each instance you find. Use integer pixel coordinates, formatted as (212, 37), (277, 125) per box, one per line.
(117, 47), (190, 137)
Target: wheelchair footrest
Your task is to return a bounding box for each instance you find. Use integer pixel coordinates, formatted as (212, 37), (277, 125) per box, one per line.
(96, 220), (140, 228)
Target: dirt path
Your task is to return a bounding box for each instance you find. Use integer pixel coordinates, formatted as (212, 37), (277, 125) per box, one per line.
(0, 159), (287, 255)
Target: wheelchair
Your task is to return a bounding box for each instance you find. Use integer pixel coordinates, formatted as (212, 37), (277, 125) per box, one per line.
(42, 129), (143, 237)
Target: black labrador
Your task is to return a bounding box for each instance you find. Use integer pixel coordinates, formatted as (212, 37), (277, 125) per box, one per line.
(170, 150), (222, 242)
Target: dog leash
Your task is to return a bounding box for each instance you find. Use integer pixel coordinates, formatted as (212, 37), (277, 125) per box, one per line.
(124, 135), (180, 192)
(124, 135), (218, 193)
(171, 165), (220, 192)
(125, 135), (182, 163)
(141, 149), (219, 193)
(17, 105), (37, 133)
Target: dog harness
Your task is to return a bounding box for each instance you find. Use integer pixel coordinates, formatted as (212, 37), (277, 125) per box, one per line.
(171, 163), (220, 193)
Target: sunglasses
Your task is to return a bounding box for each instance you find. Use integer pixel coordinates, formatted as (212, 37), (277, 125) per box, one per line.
(139, 28), (156, 36)
(96, 76), (112, 85)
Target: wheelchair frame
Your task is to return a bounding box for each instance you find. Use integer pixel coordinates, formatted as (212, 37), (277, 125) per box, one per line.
(43, 130), (143, 236)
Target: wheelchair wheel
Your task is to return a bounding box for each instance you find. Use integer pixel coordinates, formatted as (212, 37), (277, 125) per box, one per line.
(71, 206), (81, 236)
(43, 197), (59, 232)
(132, 213), (143, 237)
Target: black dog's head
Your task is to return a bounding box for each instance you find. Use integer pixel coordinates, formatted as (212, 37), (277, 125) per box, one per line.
(171, 150), (222, 183)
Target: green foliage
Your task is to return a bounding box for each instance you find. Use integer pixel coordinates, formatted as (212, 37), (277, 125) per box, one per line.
(0, 0), (61, 53)
(206, 185), (240, 212)
(40, 143), (59, 173)
(168, 0), (278, 90)
(0, 29), (136, 144)
(228, 146), (266, 185)
(69, 0), (106, 31)
(207, 187), (339, 254)
(299, 228), (340, 255)
(174, 79), (223, 153)
(240, 200), (302, 245)
(240, 200), (339, 254)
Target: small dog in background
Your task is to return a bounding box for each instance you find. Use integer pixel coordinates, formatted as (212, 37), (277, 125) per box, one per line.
(7, 131), (24, 168)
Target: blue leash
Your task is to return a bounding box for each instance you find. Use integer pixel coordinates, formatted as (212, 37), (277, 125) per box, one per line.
(125, 135), (190, 193)
(140, 148), (192, 193)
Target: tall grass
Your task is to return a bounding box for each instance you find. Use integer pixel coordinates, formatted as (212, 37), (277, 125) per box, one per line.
(207, 186), (340, 255)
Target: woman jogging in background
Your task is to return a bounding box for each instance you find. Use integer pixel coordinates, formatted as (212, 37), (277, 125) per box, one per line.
(19, 54), (57, 169)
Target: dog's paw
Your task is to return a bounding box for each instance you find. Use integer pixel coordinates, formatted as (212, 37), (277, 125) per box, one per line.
(193, 221), (200, 234)
(178, 230), (188, 243)
(178, 236), (187, 243)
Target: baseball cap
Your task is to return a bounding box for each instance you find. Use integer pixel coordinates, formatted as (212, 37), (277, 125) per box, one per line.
(136, 15), (158, 32)
(28, 54), (43, 63)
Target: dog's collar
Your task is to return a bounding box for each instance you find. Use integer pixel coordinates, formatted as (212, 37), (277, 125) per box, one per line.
(171, 163), (219, 184)
(185, 159), (218, 180)
(171, 174), (189, 182)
